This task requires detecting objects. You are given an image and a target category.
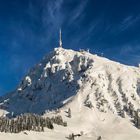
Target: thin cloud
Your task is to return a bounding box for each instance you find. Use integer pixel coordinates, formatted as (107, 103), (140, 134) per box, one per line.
(42, 0), (64, 29)
(109, 15), (140, 36)
(40, 0), (64, 45)
(120, 44), (140, 55)
(120, 45), (134, 55)
(70, 0), (88, 23)
(120, 15), (140, 31)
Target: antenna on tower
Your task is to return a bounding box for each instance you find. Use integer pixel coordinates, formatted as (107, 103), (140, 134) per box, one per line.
(59, 28), (62, 48)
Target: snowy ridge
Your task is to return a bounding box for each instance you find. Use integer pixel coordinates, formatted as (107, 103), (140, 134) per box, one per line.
(0, 47), (140, 139)
(0, 47), (140, 115)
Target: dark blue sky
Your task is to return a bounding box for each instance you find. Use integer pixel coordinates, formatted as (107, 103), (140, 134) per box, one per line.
(0, 0), (140, 95)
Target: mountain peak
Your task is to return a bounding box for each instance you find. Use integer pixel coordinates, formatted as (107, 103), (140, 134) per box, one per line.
(0, 48), (140, 124)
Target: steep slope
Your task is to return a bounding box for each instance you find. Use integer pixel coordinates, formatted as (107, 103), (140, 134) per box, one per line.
(0, 47), (140, 121)
(0, 47), (140, 139)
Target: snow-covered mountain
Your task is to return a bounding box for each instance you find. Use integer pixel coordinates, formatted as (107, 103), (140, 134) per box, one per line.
(0, 47), (140, 140)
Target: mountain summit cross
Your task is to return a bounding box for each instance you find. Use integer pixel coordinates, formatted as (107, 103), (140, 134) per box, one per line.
(59, 29), (62, 48)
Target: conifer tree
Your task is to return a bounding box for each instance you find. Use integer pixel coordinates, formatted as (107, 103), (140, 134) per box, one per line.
(68, 108), (71, 118)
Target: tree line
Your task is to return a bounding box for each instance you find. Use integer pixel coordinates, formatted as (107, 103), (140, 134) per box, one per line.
(0, 113), (67, 133)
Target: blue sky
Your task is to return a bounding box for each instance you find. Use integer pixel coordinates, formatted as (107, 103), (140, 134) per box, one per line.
(0, 0), (140, 95)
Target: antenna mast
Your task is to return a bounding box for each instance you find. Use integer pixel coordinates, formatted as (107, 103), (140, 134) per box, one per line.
(59, 28), (62, 48)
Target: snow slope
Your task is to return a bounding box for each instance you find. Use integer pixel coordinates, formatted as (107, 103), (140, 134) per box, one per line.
(0, 47), (140, 139)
